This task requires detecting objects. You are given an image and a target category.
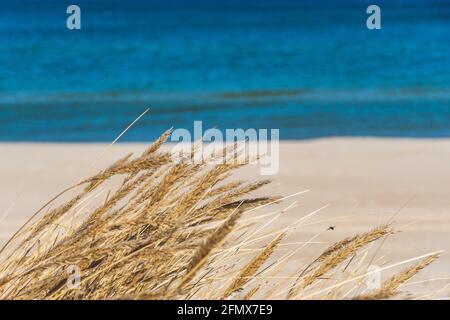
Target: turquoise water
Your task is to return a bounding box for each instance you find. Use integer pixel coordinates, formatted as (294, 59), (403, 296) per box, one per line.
(1, 0), (450, 141)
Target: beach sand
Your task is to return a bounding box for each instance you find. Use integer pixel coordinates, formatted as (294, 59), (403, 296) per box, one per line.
(1, 138), (450, 297)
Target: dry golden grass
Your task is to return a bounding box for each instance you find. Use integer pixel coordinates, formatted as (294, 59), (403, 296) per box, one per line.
(0, 130), (442, 300)
(353, 254), (440, 300)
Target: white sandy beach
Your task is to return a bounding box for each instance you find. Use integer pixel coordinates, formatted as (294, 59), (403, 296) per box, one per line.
(1, 138), (450, 297)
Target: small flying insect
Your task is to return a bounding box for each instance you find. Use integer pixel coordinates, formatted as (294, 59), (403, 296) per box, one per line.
(327, 225), (335, 231)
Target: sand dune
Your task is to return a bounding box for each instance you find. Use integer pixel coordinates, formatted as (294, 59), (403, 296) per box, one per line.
(1, 138), (449, 296)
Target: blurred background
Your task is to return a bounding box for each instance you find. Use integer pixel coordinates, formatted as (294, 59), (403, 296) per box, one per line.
(1, 0), (450, 141)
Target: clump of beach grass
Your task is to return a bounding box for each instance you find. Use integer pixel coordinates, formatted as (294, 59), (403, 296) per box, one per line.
(0, 129), (443, 300)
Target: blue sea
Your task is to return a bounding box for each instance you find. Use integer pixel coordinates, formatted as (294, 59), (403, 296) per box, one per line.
(1, 0), (450, 141)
